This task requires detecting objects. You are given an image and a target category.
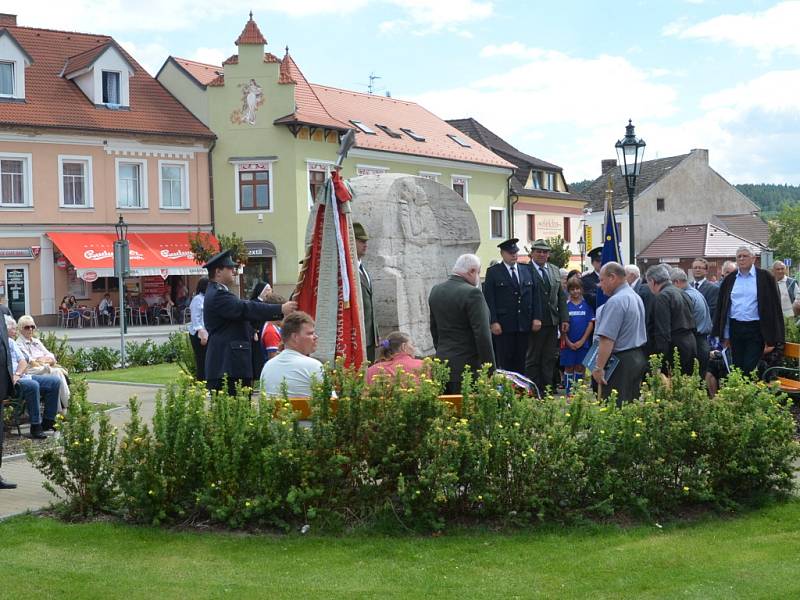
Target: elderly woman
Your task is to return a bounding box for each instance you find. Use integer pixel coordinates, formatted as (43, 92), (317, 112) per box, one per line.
(15, 314), (71, 410)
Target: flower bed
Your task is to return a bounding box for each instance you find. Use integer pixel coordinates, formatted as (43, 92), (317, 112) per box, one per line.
(28, 358), (799, 531)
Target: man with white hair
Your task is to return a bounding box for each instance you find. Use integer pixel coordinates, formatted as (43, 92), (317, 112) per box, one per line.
(429, 253), (495, 393)
(671, 267), (712, 376)
(771, 260), (797, 318)
(625, 263), (653, 313)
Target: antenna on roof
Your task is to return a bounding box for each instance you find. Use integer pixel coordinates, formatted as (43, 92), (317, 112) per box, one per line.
(249, 10), (253, 20)
(385, 91), (391, 98)
(368, 72), (381, 94)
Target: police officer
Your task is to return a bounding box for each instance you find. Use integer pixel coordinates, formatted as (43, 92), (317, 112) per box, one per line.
(203, 250), (297, 395)
(483, 238), (542, 374)
(581, 247), (602, 310)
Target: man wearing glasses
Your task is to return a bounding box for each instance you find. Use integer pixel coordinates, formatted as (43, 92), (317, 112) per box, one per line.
(203, 250), (297, 395)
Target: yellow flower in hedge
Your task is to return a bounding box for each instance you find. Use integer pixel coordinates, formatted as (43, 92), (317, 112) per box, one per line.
(245, 501), (251, 507)
(148, 490), (155, 496)
(599, 407), (608, 412)
(497, 423), (503, 429)
(690, 431), (698, 439)
(565, 412), (571, 417)
(635, 433), (641, 438)
(683, 486), (690, 493)
(72, 441), (80, 447)
(477, 495), (483, 501)
(84, 437), (91, 443)
(211, 483), (216, 488)
(600, 430), (605, 434)
(56, 414), (65, 420)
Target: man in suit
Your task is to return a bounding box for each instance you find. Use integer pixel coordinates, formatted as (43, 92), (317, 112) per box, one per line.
(581, 247), (603, 310)
(204, 250), (296, 395)
(524, 239), (569, 393)
(0, 307), (16, 489)
(484, 238), (542, 375)
(645, 264), (698, 375)
(691, 257), (720, 320)
(354, 222), (379, 362)
(429, 253), (495, 393)
(712, 246), (784, 374)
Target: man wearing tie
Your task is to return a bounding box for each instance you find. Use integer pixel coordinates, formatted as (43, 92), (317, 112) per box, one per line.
(691, 257), (720, 319)
(354, 223), (379, 362)
(524, 239), (569, 393)
(483, 238), (542, 374)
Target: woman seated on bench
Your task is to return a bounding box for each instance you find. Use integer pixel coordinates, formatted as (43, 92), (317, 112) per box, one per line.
(14, 315), (71, 411)
(365, 331), (426, 385)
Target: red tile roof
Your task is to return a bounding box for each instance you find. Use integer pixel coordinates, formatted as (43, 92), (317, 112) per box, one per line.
(170, 57), (222, 87)
(0, 25), (214, 140)
(61, 40), (131, 78)
(639, 223), (767, 260)
(235, 17), (267, 46)
(310, 84), (513, 168)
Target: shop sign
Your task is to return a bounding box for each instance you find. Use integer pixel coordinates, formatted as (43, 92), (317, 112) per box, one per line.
(56, 257), (68, 270)
(81, 271), (98, 282)
(0, 248), (34, 259)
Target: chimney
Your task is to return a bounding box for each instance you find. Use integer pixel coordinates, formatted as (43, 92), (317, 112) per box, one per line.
(0, 14), (17, 26)
(690, 148), (709, 164)
(601, 159), (617, 174)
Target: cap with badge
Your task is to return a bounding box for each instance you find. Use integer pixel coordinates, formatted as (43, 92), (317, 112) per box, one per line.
(530, 239), (551, 251)
(353, 222), (369, 242)
(587, 247), (603, 262)
(203, 249), (237, 272)
(497, 238), (519, 254)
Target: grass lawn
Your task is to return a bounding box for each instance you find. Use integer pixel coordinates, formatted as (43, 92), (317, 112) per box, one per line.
(82, 362), (182, 386)
(3, 500), (800, 599)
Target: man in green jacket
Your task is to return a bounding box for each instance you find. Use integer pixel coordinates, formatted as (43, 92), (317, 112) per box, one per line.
(354, 223), (379, 362)
(429, 253), (495, 393)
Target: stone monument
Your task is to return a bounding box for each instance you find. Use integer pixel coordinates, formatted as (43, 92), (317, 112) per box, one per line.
(348, 174), (480, 356)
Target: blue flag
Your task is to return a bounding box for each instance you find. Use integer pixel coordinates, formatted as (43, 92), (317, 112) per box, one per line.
(595, 195), (622, 307)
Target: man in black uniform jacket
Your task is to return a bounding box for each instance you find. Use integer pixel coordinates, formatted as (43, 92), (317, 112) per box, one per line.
(204, 250), (296, 395)
(483, 238), (542, 374)
(581, 247), (602, 310)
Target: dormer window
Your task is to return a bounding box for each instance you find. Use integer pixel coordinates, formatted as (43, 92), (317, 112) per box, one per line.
(0, 61), (13, 96)
(102, 71), (120, 105)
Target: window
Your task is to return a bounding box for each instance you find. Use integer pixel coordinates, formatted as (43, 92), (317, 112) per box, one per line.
(350, 120), (376, 134)
(102, 71), (120, 105)
(490, 208), (505, 239)
(159, 161), (187, 209)
(308, 166), (327, 205)
(452, 175), (470, 202)
(0, 158), (25, 205)
(447, 133), (471, 148)
(375, 124), (401, 138)
(0, 62), (13, 96)
(116, 159), (147, 208)
(545, 172), (555, 191)
(527, 214), (535, 241)
(239, 170), (270, 211)
(563, 217), (571, 242)
(400, 128), (425, 142)
(59, 157), (92, 208)
(419, 171), (440, 182)
(657, 197), (665, 212)
(529, 171), (541, 190)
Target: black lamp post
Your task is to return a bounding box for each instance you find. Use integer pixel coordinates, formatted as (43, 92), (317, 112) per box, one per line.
(114, 215), (130, 367)
(615, 119), (646, 264)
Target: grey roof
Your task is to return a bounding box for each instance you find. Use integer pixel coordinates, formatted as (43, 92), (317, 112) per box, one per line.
(447, 117), (584, 202)
(580, 154), (689, 212)
(712, 213), (770, 246)
(639, 222), (767, 260)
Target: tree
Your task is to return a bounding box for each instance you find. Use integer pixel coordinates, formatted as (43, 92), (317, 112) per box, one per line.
(768, 204), (800, 265)
(189, 231), (247, 266)
(546, 235), (571, 269)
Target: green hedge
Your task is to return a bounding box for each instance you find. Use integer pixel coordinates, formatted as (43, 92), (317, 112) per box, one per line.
(28, 358), (799, 531)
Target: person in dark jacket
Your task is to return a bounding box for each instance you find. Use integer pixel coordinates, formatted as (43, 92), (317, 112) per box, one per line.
(0, 309), (16, 489)
(203, 250), (296, 395)
(711, 246), (784, 374)
(581, 247), (602, 310)
(691, 257), (720, 320)
(248, 281), (269, 378)
(645, 264), (697, 375)
(429, 253), (495, 393)
(483, 238), (542, 374)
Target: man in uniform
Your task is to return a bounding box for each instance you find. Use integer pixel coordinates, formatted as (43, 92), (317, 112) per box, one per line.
(429, 253), (495, 393)
(592, 262), (648, 404)
(581, 247), (603, 310)
(0, 309), (15, 489)
(483, 238), (541, 374)
(354, 222), (379, 362)
(524, 239), (569, 393)
(203, 250), (296, 395)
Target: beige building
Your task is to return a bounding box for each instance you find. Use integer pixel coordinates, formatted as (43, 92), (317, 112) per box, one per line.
(0, 15), (214, 321)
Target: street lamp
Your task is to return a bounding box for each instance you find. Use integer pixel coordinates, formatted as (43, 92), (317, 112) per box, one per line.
(615, 119), (646, 264)
(114, 215), (130, 368)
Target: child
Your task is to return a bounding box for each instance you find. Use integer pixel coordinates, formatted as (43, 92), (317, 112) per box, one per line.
(560, 276), (595, 394)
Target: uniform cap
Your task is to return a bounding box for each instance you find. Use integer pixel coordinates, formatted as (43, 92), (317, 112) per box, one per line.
(353, 222), (369, 241)
(203, 249), (237, 271)
(497, 238), (519, 253)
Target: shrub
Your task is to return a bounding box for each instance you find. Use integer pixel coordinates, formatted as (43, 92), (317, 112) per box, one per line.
(38, 331), (75, 372)
(170, 332), (196, 378)
(31, 360), (800, 531)
(125, 339), (159, 367)
(71, 348), (93, 373)
(88, 346), (121, 371)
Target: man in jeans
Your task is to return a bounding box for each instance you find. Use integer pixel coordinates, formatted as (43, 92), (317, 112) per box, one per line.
(6, 320), (60, 439)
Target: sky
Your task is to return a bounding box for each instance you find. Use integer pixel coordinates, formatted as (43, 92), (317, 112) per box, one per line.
(15, 0), (800, 184)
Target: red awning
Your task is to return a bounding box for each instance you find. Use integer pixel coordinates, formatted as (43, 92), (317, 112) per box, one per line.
(47, 232), (217, 279)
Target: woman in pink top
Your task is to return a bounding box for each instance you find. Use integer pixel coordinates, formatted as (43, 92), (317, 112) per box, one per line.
(365, 331), (426, 384)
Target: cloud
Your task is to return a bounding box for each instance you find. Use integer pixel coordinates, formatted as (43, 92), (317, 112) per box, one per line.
(119, 40), (170, 76)
(664, 1), (800, 60)
(379, 0), (493, 36)
(190, 47), (229, 67)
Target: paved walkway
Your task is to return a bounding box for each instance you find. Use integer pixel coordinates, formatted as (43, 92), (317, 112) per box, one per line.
(0, 382), (160, 520)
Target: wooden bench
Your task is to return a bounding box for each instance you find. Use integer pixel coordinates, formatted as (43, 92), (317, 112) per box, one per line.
(767, 342), (800, 396)
(276, 394), (464, 419)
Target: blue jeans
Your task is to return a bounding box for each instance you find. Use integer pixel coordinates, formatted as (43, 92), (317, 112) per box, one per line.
(17, 375), (60, 425)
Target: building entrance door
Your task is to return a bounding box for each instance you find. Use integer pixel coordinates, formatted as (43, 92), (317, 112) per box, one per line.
(6, 265), (29, 320)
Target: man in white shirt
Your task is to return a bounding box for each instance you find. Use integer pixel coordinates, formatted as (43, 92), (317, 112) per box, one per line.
(260, 311), (324, 397)
(771, 261), (797, 318)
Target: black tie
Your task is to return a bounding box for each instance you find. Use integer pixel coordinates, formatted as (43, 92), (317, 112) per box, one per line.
(539, 266), (550, 292)
(510, 265), (519, 288)
(694, 281), (700, 290)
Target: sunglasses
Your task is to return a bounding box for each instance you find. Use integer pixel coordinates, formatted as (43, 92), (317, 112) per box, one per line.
(22, 325), (36, 330)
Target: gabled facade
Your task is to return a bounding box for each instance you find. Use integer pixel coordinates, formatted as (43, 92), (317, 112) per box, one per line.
(157, 15), (514, 292)
(580, 149), (760, 265)
(448, 118), (586, 266)
(0, 14), (215, 321)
